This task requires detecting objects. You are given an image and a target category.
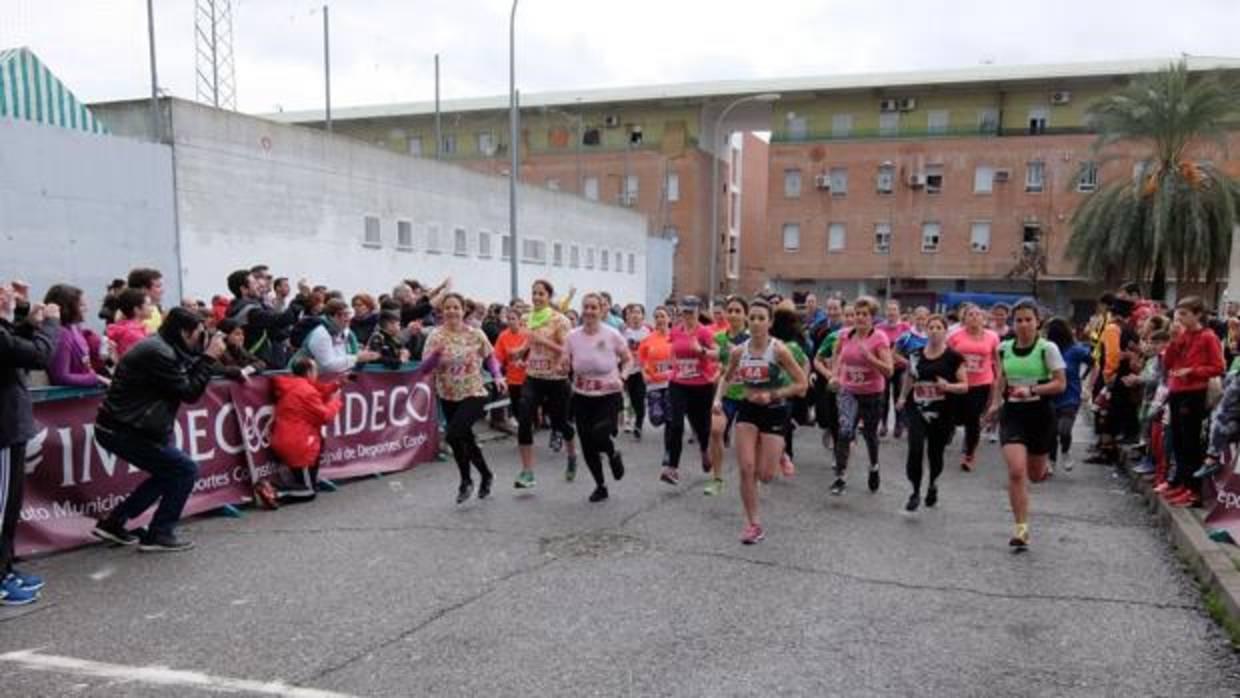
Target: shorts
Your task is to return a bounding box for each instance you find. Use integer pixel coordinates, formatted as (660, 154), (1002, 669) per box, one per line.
(721, 397), (742, 435)
(999, 401), (1055, 456)
(736, 401), (790, 436)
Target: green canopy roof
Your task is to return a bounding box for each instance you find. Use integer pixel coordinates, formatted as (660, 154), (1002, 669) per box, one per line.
(0, 47), (106, 134)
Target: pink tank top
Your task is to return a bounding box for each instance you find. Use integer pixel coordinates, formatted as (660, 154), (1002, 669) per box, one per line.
(948, 328), (1000, 387)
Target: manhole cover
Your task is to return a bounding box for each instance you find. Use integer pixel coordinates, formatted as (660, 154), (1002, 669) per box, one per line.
(540, 531), (651, 559)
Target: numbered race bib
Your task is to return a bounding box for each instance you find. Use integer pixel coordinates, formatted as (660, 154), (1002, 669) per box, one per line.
(845, 367), (869, 386)
(655, 361), (674, 376)
(527, 357), (554, 373)
(574, 374), (615, 394)
(912, 382), (944, 403)
(1007, 378), (1040, 403)
(446, 360), (472, 377)
(964, 353), (985, 373)
(676, 358), (701, 380)
(737, 364), (770, 384)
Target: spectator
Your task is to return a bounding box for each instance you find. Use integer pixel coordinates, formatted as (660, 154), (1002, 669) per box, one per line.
(0, 285), (60, 605)
(213, 318), (266, 378)
(350, 293), (380, 345)
(272, 277), (291, 312)
(364, 311), (409, 369)
(266, 356), (344, 505)
(98, 278), (126, 325)
(127, 268), (166, 335)
(298, 299), (379, 374)
(224, 269), (303, 368)
(91, 307), (225, 552)
(1160, 296), (1226, 507)
(105, 288), (153, 360)
(43, 284), (109, 389)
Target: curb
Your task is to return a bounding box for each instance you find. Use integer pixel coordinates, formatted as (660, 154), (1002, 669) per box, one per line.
(1124, 458), (1240, 630)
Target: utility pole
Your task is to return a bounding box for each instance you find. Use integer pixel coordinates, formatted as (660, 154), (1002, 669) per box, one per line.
(508, 0), (520, 302)
(434, 54), (442, 159)
(323, 5), (332, 133)
(145, 0), (161, 141)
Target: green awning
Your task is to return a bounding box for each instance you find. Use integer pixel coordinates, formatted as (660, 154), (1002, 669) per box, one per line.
(0, 47), (107, 134)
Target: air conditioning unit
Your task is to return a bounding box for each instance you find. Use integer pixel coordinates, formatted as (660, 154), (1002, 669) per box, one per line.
(603, 114), (621, 128)
(898, 98), (917, 111)
(814, 174), (832, 190)
(907, 173), (927, 188)
(993, 169), (1011, 183)
(1051, 91), (1072, 105)
(879, 99), (900, 113)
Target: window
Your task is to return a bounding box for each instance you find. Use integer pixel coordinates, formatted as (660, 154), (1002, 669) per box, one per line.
(629, 126), (643, 146)
(970, 221), (991, 253)
(501, 234), (513, 261)
(978, 108), (999, 134)
(363, 216), (381, 248)
(627, 253), (635, 274)
(546, 178), (561, 191)
(601, 249), (610, 271)
(478, 230), (493, 258)
(877, 164), (895, 194)
(585, 247), (596, 269)
(1023, 222), (1042, 250)
(730, 192), (740, 229)
(584, 176), (600, 201)
(622, 175), (639, 205)
(874, 223), (891, 254)
(927, 109), (949, 135)
(397, 220), (413, 251)
(974, 165), (994, 194)
(829, 167), (848, 196)
(784, 169), (802, 198)
(453, 227), (469, 256)
(615, 249), (624, 273)
(408, 137), (422, 157)
(1026, 161), (1045, 192)
(828, 223), (846, 252)
(782, 223), (801, 251)
(921, 222), (941, 253)
(831, 114), (853, 138)
(1077, 161), (1099, 192)
(787, 115), (808, 140)
(730, 148), (740, 186)
(426, 223), (442, 253)
(477, 131), (495, 155)
(582, 128), (601, 146)
(879, 112), (899, 137)
(440, 134), (457, 155)
(570, 244), (580, 268)
(522, 238), (546, 264)
(1028, 107), (1049, 135)
(925, 164), (944, 194)
(552, 242), (564, 266)
(666, 172), (680, 202)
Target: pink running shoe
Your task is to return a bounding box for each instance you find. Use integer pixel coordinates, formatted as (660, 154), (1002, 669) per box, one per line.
(740, 523), (765, 545)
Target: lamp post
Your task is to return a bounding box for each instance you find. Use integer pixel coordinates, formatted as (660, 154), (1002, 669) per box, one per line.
(508, 0), (520, 302)
(708, 93), (779, 306)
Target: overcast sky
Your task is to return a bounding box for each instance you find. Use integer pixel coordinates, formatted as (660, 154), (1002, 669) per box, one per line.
(2, 0), (1237, 114)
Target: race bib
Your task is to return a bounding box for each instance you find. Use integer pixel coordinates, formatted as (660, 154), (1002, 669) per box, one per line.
(1007, 378), (1040, 403)
(845, 367), (869, 385)
(913, 382), (944, 402)
(574, 374), (615, 393)
(446, 361), (471, 377)
(676, 358), (701, 380)
(655, 361), (674, 375)
(737, 364), (770, 384)
(527, 357), (554, 373)
(965, 354), (985, 372)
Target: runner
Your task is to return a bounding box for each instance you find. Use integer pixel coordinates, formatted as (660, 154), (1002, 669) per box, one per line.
(984, 300), (1066, 551)
(829, 297), (893, 496)
(423, 293), (502, 504)
(877, 299), (911, 439)
(514, 280), (577, 489)
(566, 294), (632, 502)
(813, 303), (854, 453)
(948, 305), (1000, 471)
(714, 298), (807, 544)
(661, 296), (718, 485)
(1045, 317), (1093, 474)
(621, 304), (651, 440)
(637, 306), (675, 442)
(493, 305), (528, 433)
(771, 303), (810, 476)
(895, 315), (967, 512)
(705, 296), (749, 496)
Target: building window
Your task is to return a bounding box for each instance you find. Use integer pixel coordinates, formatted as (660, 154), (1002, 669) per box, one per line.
(477, 131), (495, 155)
(408, 137), (422, 157)
(787, 115), (808, 140)
(582, 128), (601, 146)
(363, 216), (381, 248)
(629, 126), (644, 146)
(829, 167), (848, 196)
(927, 109), (949, 135)
(831, 113), (853, 138)
(974, 165), (994, 194)
(978, 108), (999, 134)
(501, 234), (513, 261)
(730, 147), (740, 186)
(627, 253), (635, 274)
(879, 112), (899, 137)
(453, 227), (469, 256)
(601, 249), (610, 271)
(925, 164), (944, 194)
(877, 164), (895, 194)
(440, 134), (457, 155)
(1023, 222), (1042, 250)
(614, 249), (623, 273)
(970, 221), (991, 253)
(1028, 107), (1049, 135)
(666, 171), (680, 202)
(782, 223), (801, 251)
(478, 230), (493, 258)
(584, 176), (600, 201)
(1077, 161), (1099, 192)
(585, 247), (595, 269)
(874, 222), (891, 254)
(784, 169), (802, 198)
(552, 242), (564, 266)
(426, 223), (441, 254)
(1026, 161), (1045, 192)
(622, 175), (639, 205)
(546, 178), (561, 191)
(828, 223), (846, 252)
(570, 244), (580, 268)
(397, 220), (413, 251)
(522, 238), (547, 264)
(921, 222), (941, 253)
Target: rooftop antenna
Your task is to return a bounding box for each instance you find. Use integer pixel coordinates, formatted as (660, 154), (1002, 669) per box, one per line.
(194, 0), (237, 109)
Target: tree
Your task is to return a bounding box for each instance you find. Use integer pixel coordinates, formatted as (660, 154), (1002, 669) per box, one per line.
(1007, 242), (1048, 300)
(1067, 60), (1240, 299)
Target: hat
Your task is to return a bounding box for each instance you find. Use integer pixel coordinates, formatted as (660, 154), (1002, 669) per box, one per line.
(679, 295), (702, 309)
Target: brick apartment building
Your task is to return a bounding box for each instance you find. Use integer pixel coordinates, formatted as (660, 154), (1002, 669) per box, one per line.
(271, 57), (1240, 312)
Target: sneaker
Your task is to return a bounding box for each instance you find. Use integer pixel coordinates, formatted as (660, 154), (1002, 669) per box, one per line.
(904, 492), (921, 512)
(253, 480), (280, 510)
(1009, 523), (1030, 551)
(1045, 464), (1055, 479)
(821, 431), (832, 451)
(608, 452), (625, 481)
(588, 486), (609, 503)
(961, 455), (974, 472)
(924, 485), (938, 508)
(456, 482), (474, 504)
(316, 479), (339, 493)
(91, 519), (140, 546)
(5, 570), (44, 593)
(478, 474), (493, 500)
(1161, 486), (1188, 500)
(1193, 462), (1221, 480)
(565, 455), (578, 482)
(830, 477), (846, 496)
(703, 478), (723, 497)
(0, 577), (38, 607)
(514, 470), (536, 489)
(893, 426), (904, 440)
(549, 431), (564, 453)
(781, 455), (796, 479)
(1170, 491), (1201, 508)
(879, 424), (888, 439)
(634, 427), (642, 442)
(138, 533), (195, 553)
(1063, 456), (1075, 473)
(659, 467), (680, 485)
(701, 454), (712, 474)
(868, 467), (880, 493)
(740, 523), (765, 545)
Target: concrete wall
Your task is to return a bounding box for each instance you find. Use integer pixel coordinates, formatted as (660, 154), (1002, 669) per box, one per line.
(96, 99), (649, 306)
(0, 117), (179, 321)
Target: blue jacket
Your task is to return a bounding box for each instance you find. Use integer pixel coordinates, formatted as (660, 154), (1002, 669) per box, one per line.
(1055, 343), (1094, 409)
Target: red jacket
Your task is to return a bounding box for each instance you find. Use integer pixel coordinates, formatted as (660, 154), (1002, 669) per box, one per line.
(271, 375), (343, 468)
(1163, 327), (1224, 394)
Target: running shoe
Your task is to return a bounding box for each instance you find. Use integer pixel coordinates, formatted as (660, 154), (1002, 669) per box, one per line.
(608, 452), (625, 481)
(588, 486), (609, 503)
(703, 478), (723, 497)
(138, 533), (195, 554)
(781, 454), (796, 478)
(1132, 460), (1155, 476)
(1063, 456), (1075, 473)
(867, 467), (880, 493)
(566, 455), (578, 482)
(0, 577), (38, 607)
(253, 480), (280, 510)
(879, 424), (888, 439)
(701, 454), (712, 474)
(1193, 461), (1221, 480)
(904, 492), (920, 512)
(514, 470), (536, 489)
(740, 523), (765, 545)
(456, 482), (474, 504)
(91, 519), (139, 546)
(893, 425), (904, 440)
(1160, 486), (1188, 500)
(961, 454), (974, 472)
(830, 477), (846, 496)
(549, 430), (563, 453)
(5, 570), (44, 594)
(1009, 523), (1030, 551)
(479, 474), (493, 500)
(924, 485), (938, 508)
(660, 467), (680, 485)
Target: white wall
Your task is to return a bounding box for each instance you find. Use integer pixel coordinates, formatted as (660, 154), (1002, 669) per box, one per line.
(0, 117), (179, 320)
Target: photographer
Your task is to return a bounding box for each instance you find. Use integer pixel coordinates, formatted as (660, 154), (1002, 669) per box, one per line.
(91, 308), (224, 553)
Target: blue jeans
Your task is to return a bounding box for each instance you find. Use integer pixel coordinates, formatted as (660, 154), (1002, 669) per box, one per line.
(95, 426), (198, 538)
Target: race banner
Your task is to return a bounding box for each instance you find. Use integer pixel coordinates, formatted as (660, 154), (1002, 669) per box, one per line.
(17, 369), (440, 556)
(1204, 467), (1240, 540)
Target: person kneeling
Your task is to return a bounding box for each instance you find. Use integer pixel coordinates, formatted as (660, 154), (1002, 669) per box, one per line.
(264, 357), (343, 506)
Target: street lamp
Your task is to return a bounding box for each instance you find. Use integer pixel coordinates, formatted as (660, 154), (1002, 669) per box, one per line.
(709, 93), (780, 306)
(508, 0), (520, 303)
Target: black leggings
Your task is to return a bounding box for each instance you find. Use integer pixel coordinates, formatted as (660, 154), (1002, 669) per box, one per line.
(573, 393), (622, 487)
(906, 406), (952, 493)
(0, 444), (26, 575)
(1169, 390), (1207, 488)
(441, 396), (492, 486)
(624, 373), (646, 431)
(666, 382), (713, 470)
(882, 368), (907, 431)
(517, 377), (575, 446)
(1049, 406), (1078, 463)
(835, 391), (882, 474)
(958, 385), (991, 457)
(816, 383), (839, 443)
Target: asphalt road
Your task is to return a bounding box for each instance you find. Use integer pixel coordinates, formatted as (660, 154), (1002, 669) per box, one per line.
(2, 422), (1239, 697)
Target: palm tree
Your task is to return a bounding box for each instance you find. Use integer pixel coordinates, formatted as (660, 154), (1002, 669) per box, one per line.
(1067, 60), (1240, 299)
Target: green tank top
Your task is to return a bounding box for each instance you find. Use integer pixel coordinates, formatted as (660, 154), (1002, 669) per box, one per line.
(717, 328), (750, 401)
(999, 338), (1050, 395)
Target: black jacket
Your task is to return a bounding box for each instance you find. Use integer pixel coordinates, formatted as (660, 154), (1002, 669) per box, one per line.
(226, 296), (303, 367)
(97, 334), (217, 443)
(0, 317), (60, 447)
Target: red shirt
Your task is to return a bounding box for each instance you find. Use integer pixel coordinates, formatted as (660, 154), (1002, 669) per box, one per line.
(1163, 327), (1224, 394)
(271, 375), (343, 468)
